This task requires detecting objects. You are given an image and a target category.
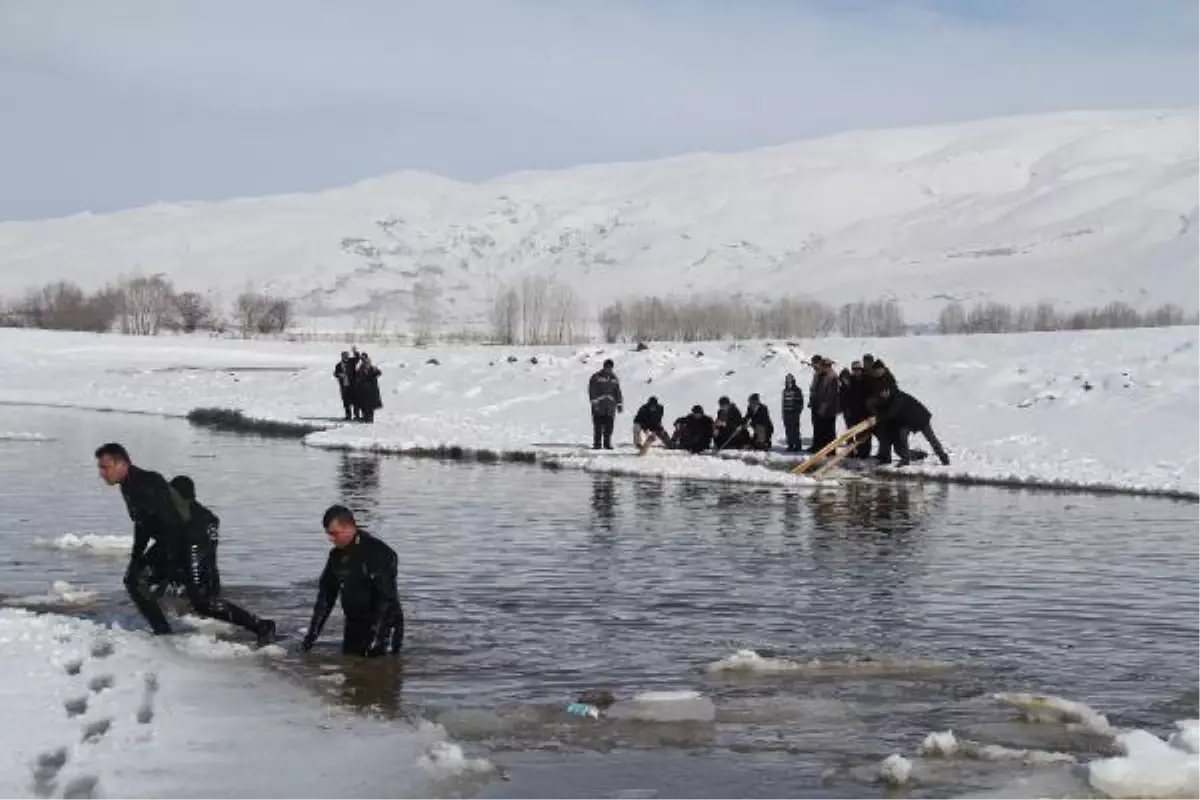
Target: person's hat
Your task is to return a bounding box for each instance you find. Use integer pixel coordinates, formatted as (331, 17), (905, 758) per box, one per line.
(691, 404), (703, 414)
(851, 361), (862, 370)
(603, 358), (614, 369)
(718, 395), (730, 405)
(748, 393), (760, 404)
(648, 396), (658, 405)
(810, 354), (823, 366)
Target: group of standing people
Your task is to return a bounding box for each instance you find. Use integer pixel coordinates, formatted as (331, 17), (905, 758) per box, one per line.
(587, 351), (950, 468)
(334, 347), (384, 423)
(95, 443), (405, 656)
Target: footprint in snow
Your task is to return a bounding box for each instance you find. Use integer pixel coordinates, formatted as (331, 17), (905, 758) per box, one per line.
(30, 747), (68, 797)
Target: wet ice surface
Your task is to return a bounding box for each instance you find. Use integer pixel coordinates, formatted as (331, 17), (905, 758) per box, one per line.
(0, 405), (1196, 798)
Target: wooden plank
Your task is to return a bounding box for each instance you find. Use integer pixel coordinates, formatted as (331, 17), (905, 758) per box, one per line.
(792, 417), (876, 474)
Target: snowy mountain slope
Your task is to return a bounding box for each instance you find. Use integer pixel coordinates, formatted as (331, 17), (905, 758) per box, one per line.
(0, 108), (1195, 330)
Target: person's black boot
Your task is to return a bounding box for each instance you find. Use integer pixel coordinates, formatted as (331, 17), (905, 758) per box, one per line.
(255, 619), (277, 647)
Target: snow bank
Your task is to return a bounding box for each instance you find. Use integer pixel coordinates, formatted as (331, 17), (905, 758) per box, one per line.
(0, 608), (492, 798)
(3, 580), (98, 609)
(0, 326), (1195, 497)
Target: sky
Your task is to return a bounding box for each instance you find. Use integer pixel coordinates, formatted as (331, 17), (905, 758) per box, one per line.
(0, 0), (1196, 221)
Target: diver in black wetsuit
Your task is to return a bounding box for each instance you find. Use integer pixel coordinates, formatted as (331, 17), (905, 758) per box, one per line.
(301, 505), (404, 657)
(168, 475), (276, 644)
(94, 443), (275, 644)
(97, 442), (186, 635)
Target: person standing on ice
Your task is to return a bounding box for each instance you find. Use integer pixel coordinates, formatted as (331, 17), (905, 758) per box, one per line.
(587, 359), (623, 450)
(874, 386), (950, 467)
(781, 374), (804, 452)
(354, 352), (383, 424)
(301, 505), (404, 657)
(808, 356), (840, 452)
(166, 475), (277, 645)
(839, 362), (872, 458)
(334, 349), (360, 421)
(633, 396), (671, 449)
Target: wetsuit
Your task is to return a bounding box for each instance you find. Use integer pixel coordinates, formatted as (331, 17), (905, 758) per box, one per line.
(119, 465), (187, 634)
(177, 499), (271, 638)
(302, 530), (404, 657)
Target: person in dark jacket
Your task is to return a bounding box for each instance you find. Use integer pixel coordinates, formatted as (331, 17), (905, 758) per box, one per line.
(745, 393), (774, 451)
(875, 387), (950, 467)
(808, 356), (840, 452)
(839, 362), (872, 458)
(334, 349), (360, 421)
(781, 374), (804, 452)
(96, 442), (186, 635)
(713, 396), (747, 450)
(588, 359), (624, 450)
(354, 353), (383, 423)
(168, 475), (276, 644)
(672, 405), (714, 454)
(863, 358), (899, 462)
(302, 505), (404, 657)
(633, 397), (670, 450)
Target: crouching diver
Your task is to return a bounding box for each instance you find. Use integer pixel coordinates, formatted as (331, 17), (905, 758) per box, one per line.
(169, 475), (276, 645)
(301, 505), (404, 657)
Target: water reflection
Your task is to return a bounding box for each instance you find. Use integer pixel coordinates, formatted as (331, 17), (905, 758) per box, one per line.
(590, 474), (617, 531)
(631, 478), (663, 519)
(314, 655), (406, 718)
(338, 451), (382, 523)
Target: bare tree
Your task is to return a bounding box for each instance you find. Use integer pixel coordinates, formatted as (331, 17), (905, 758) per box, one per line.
(119, 274), (176, 335)
(547, 281), (584, 344)
(233, 292), (267, 338)
(174, 291), (215, 333)
(599, 300), (625, 343)
(937, 302), (966, 334)
(260, 298), (293, 334)
(490, 287), (521, 345)
(521, 275), (550, 345)
(411, 278), (442, 345)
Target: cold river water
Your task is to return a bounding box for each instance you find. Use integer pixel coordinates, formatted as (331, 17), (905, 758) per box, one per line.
(0, 405), (1196, 798)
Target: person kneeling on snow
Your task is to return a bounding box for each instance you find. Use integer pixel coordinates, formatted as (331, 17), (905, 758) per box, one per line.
(672, 406), (714, 454)
(874, 387), (950, 467)
(633, 397), (671, 450)
(713, 396), (748, 450)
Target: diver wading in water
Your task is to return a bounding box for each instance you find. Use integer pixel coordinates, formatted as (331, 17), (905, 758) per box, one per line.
(301, 505), (405, 657)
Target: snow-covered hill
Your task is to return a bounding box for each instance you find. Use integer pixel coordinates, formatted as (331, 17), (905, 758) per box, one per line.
(0, 108), (1195, 331)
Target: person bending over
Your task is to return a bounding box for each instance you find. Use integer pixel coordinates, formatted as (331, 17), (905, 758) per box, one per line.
(301, 505), (404, 657)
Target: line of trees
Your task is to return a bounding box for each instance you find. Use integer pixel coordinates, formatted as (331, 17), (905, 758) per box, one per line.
(490, 276), (586, 345)
(597, 294), (907, 342)
(937, 300), (1197, 335)
(0, 275), (293, 338)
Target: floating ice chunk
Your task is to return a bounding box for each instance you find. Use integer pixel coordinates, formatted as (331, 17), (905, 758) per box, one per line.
(1168, 720), (1200, 754)
(920, 730), (959, 757)
(993, 691), (1114, 736)
(606, 690), (716, 723)
(4, 580), (97, 608)
(37, 534), (130, 553)
(878, 753), (912, 785)
(417, 741), (495, 781)
(706, 649), (803, 674)
(1088, 728), (1200, 799)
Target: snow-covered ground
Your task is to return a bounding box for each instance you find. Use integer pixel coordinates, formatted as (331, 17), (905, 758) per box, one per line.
(0, 607), (493, 799)
(0, 325), (1195, 497)
(0, 109), (1195, 330)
